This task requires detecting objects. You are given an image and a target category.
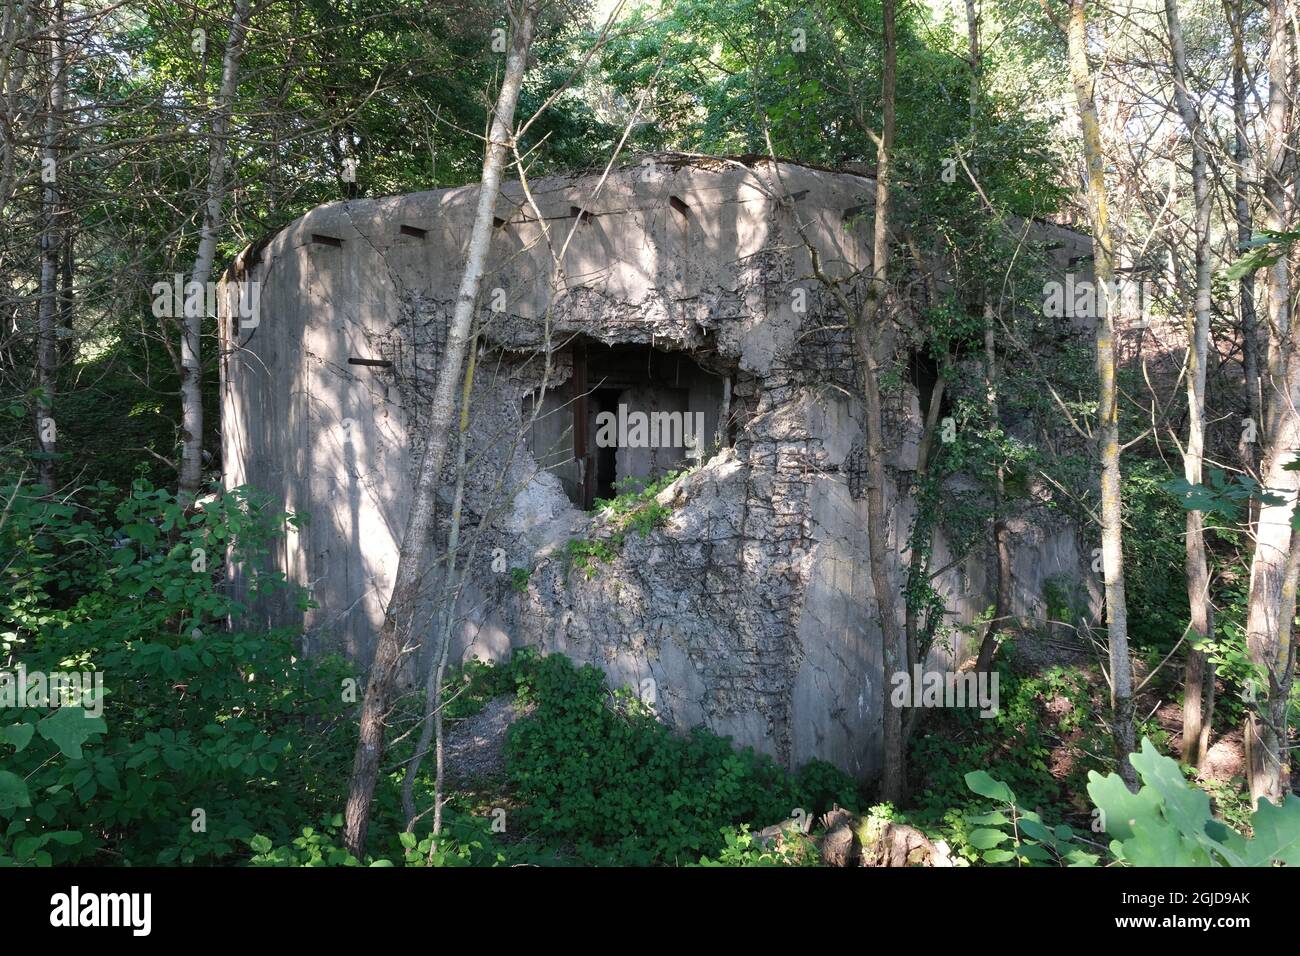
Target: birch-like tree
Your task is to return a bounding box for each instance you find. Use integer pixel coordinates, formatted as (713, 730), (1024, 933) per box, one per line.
(1242, 0), (1297, 806)
(178, 0), (252, 500)
(34, 0), (64, 490)
(343, 0), (542, 858)
(1054, 0), (1137, 788)
(1163, 0), (1215, 768)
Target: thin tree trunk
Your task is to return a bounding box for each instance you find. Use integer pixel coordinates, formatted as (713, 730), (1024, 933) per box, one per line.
(1165, 0), (1215, 768)
(34, 0), (63, 489)
(0, 0), (39, 220)
(962, 3), (1011, 676)
(1226, 0), (1260, 471)
(857, 0), (905, 805)
(975, 303), (1012, 674)
(343, 0), (539, 858)
(1244, 0), (1297, 807)
(179, 0), (252, 500)
(59, 228), (74, 365)
(902, 370), (947, 745)
(1063, 0), (1137, 789)
(401, 334), (477, 833)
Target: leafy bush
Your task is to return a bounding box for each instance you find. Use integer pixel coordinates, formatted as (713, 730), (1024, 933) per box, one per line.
(502, 653), (858, 864)
(695, 823), (819, 867)
(962, 770), (1098, 866)
(0, 478), (355, 865)
(248, 810), (512, 867)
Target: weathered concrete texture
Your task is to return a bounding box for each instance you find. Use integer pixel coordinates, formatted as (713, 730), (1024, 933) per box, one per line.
(221, 155), (1096, 780)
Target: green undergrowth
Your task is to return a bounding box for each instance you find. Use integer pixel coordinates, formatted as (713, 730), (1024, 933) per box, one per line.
(253, 649), (861, 866)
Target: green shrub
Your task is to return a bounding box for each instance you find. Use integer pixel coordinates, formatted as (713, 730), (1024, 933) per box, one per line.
(248, 810), (514, 867)
(962, 770), (1098, 866)
(0, 478), (355, 865)
(563, 469), (686, 578)
(695, 823), (819, 866)
(502, 653), (858, 864)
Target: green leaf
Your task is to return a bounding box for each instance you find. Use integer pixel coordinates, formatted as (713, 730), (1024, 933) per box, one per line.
(0, 771), (31, 812)
(37, 707), (107, 759)
(1241, 795), (1300, 866)
(981, 848), (1015, 863)
(14, 834), (46, 860)
(968, 828), (1009, 849)
(4, 723), (34, 752)
(249, 834), (273, 854)
(965, 810), (1009, 827)
(1018, 817), (1057, 847)
(964, 770), (1016, 804)
(1017, 842), (1054, 862)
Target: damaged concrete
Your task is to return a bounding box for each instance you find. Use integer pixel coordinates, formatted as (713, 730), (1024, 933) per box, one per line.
(221, 155), (1096, 780)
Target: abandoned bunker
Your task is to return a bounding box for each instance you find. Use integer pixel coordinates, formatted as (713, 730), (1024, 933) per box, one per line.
(220, 155), (1098, 780)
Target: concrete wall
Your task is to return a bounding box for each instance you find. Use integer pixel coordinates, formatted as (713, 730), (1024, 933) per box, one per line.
(221, 155), (1097, 780)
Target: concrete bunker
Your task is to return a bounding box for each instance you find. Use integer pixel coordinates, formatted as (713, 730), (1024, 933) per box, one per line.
(221, 155), (1099, 780)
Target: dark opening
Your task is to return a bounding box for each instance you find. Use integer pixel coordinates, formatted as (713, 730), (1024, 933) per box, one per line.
(523, 342), (725, 509)
(907, 349), (946, 421)
(590, 388), (621, 502)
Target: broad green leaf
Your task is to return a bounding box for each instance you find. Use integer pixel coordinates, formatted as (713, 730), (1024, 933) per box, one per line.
(964, 770), (1015, 804)
(965, 810), (1009, 827)
(968, 828), (1009, 849)
(38, 707), (107, 759)
(3, 723), (34, 752)
(1018, 817), (1056, 847)
(1241, 795), (1300, 866)
(0, 771), (31, 812)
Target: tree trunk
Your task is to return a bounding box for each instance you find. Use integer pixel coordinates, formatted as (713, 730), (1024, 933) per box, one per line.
(1226, 0), (1260, 471)
(343, 0), (539, 858)
(34, 0), (64, 490)
(857, 0), (905, 805)
(960, 0), (1011, 677)
(976, 319), (1012, 679)
(1165, 0), (1215, 768)
(1064, 0), (1136, 789)
(401, 335), (477, 834)
(0, 0), (40, 220)
(1243, 0), (1298, 808)
(179, 0), (252, 500)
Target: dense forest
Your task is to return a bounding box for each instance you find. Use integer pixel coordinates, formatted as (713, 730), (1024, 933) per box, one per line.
(3, 0), (1300, 893)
